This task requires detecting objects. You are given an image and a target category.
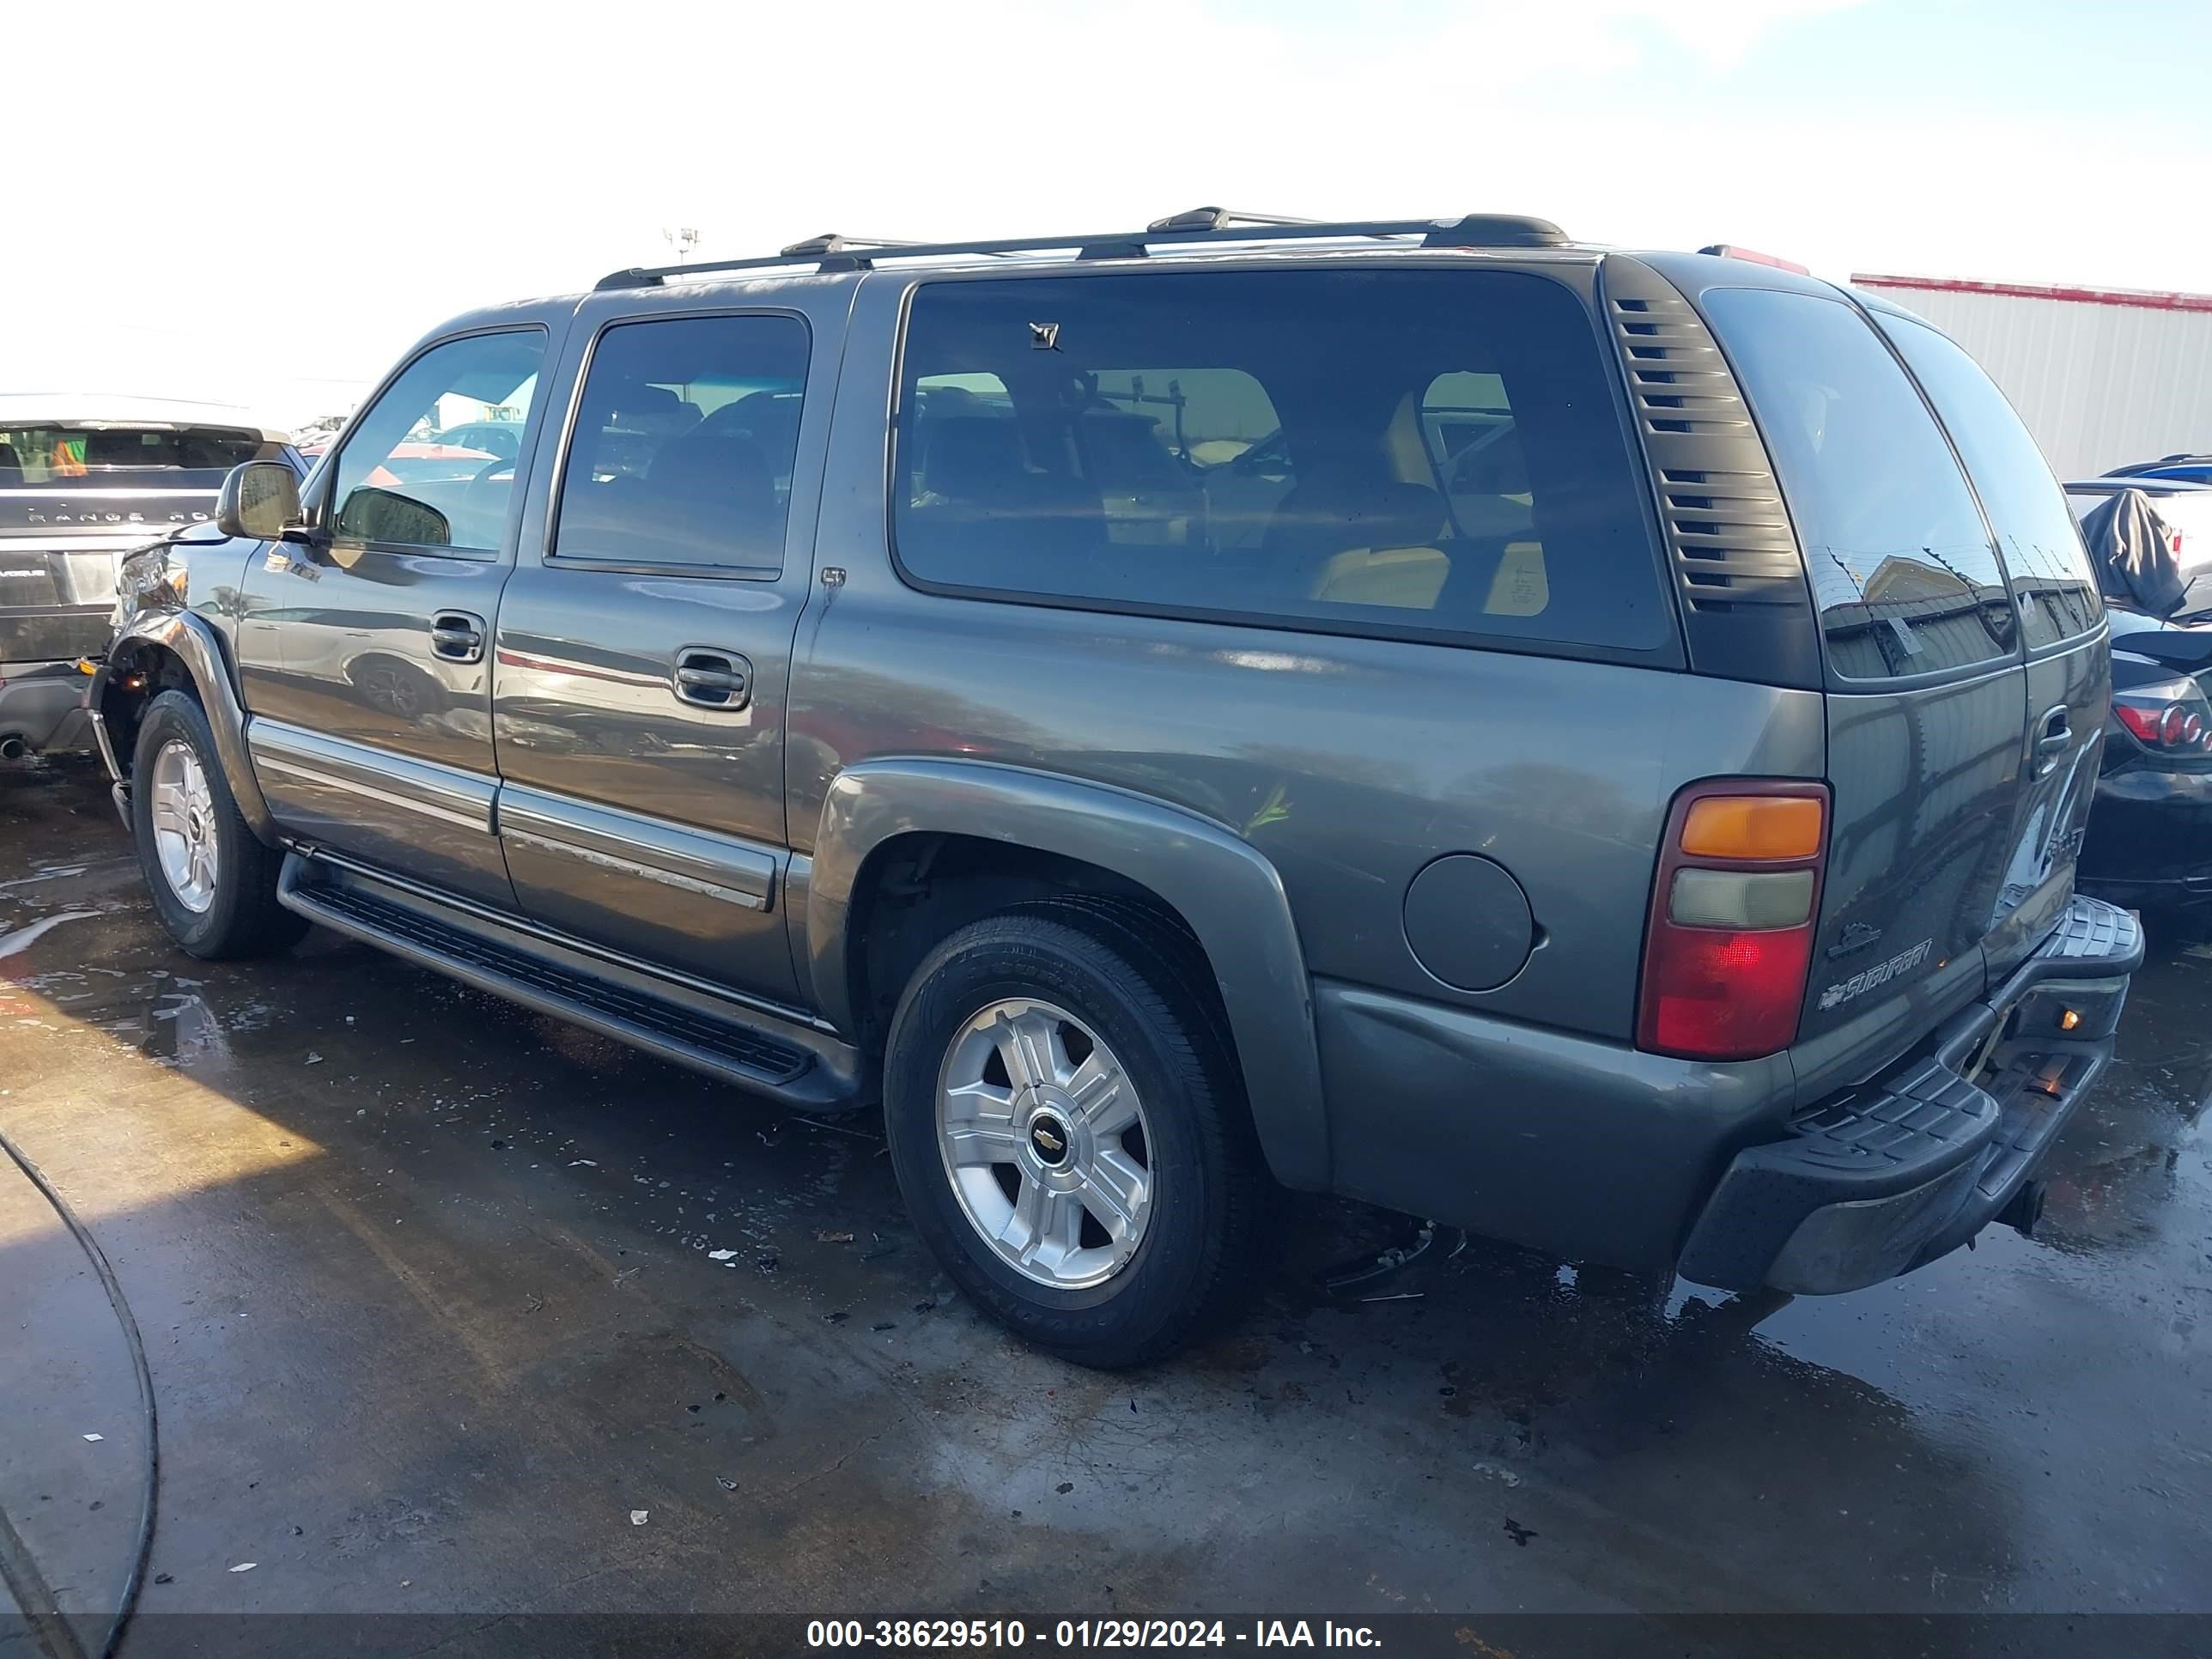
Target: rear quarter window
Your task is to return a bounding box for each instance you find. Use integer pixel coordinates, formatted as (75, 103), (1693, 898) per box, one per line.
(1702, 287), (2018, 682)
(1871, 313), (2103, 648)
(892, 268), (1673, 658)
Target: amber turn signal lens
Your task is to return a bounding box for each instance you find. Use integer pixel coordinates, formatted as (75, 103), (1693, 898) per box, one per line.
(1679, 795), (1824, 860)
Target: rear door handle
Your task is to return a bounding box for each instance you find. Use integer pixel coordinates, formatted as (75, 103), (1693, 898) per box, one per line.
(2033, 705), (2071, 775)
(672, 647), (752, 710)
(430, 611), (486, 664)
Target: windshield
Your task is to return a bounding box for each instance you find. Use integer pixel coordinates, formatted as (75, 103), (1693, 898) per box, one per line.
(0, 425), (262, 491)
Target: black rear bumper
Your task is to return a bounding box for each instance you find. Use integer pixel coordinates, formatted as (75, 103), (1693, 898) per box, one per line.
(1, 604), (114, 665)
(2078, 765), (2212, 914)
(1678, 896), (2142, 1294)
(0, 659), (95, 753)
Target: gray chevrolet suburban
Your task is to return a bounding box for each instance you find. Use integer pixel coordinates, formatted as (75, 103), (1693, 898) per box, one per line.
(89, 210), (2141, 1365)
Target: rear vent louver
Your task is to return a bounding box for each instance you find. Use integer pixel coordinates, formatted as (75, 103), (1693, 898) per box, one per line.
(1602, 275), (1805, 615)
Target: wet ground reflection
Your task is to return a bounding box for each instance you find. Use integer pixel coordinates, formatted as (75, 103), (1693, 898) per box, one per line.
(3, 755), (2207, 1618)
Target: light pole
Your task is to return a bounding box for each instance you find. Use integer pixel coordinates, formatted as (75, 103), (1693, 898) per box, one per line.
(661, 228), (700, 265)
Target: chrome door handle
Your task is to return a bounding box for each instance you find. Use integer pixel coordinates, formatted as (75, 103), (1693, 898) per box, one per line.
(672, 647), (752, 710)
(430, 611), (486, 664)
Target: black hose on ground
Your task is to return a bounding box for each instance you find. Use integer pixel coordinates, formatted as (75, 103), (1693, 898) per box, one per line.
(0, 1120), (158, 1659)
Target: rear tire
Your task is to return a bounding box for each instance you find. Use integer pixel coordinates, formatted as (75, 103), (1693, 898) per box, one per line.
(882, 905), (1261, 1368)
(131, 690), (307, 960)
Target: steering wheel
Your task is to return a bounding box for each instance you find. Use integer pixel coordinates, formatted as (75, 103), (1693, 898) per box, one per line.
(460, 457), (516, 511)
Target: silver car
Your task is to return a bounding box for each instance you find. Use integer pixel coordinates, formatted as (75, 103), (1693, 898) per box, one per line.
(1, 396), (294, 758)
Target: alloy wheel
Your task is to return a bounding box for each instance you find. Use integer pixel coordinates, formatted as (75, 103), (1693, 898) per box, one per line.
(149, 738), (220, 914)
(934, 997), (1155, 1290)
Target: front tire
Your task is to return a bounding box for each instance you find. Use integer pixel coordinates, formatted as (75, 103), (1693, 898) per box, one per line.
(131, 690), (307, 960)
(883, 905), (1261, 1368)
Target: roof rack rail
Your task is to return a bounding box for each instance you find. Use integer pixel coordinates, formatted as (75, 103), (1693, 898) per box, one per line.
(595, 210), (1569, 289)
(1145, 207), (1323, 233)
(778, 233), (927, 258)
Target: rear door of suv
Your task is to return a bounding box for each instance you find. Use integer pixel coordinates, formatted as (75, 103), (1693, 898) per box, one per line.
(486, 287), (847, 1006)
(1698, 285), (2099, 1071)
(1868, 307), (2108, 975)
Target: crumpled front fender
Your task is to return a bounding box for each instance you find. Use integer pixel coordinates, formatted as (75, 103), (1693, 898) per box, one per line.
(91, 606), (277, 845)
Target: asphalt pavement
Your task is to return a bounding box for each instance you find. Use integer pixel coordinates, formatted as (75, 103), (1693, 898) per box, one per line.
(3, 754), (2207, 1656)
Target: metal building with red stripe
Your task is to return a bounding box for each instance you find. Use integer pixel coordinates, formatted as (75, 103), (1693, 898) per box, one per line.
(1850, 272), (2212, 479)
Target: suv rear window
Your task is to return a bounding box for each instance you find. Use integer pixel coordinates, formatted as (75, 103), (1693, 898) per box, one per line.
(1872, 313), (2102, 649)
(893, 270), (1671, 655)
(0, 425), (260, 490)
(1702, 287), (2017, 682)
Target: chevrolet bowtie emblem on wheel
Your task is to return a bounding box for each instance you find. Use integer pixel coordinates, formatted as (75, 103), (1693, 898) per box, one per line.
(1030, 1122), (1066, 1158)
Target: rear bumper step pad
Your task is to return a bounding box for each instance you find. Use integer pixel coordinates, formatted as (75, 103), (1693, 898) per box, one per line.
(1679, 896), (2141, 1294)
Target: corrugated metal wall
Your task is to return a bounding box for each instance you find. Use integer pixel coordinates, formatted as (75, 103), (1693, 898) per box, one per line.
(1852, 282), (2212, 481)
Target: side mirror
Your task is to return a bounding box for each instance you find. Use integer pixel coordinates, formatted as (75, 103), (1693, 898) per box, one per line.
(216, 461), (306, 541)
(334, 487), (450, 549)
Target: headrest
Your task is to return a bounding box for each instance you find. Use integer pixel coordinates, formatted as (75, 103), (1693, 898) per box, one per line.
(1451, 430), (1530, 496)
(84, 430), (148, 466)
(606, 383), (690, 432)
(1358, 480), (1449, 549)
(647, 433), (770, 506)
(923, 416), (1026, 501)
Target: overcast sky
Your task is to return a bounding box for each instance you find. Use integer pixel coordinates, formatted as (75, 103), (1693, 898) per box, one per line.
(9, 0), (2206, 427)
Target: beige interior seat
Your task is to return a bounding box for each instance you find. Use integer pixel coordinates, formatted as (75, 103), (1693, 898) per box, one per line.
(1299, 478), (1453, 610)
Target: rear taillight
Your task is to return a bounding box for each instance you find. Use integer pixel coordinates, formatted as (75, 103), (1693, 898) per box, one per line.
(2112, 675), (2212, 757)
(1637, 781), (1829, 1061)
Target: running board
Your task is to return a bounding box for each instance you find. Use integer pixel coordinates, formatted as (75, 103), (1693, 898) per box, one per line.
(277, 854), (864, 1108)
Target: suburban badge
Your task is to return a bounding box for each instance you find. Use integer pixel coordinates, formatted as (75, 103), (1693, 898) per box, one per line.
(1818, 939), (1935, 1012)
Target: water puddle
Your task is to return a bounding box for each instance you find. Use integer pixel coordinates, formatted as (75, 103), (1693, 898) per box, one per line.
(140, 991), (235, 1069)
(0, 865), (90, 892)
(0, 911), (100, 959)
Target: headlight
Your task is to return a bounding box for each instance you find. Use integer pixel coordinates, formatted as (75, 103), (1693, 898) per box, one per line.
(117, 544), (185, 608)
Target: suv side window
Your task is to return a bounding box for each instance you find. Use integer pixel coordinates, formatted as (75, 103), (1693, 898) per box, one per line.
(553, 314), (809, 572)
(1872, 313), (2103, 649)
(1702, 288), (2016, 682)
(329, 330), (545, 554)
(893, 270), (1672, 655)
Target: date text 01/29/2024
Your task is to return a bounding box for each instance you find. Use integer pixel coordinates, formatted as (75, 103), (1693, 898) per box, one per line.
(805, 1620), (1383, 1649)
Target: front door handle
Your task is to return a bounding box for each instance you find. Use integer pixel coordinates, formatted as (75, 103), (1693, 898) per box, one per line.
(672, 647), (752, 710)
(430, 611), (486, 664)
